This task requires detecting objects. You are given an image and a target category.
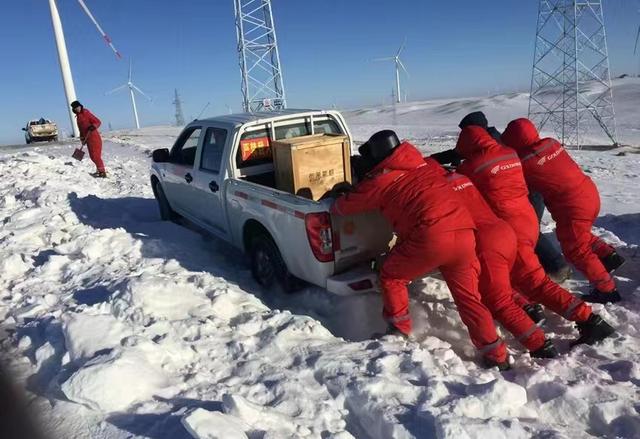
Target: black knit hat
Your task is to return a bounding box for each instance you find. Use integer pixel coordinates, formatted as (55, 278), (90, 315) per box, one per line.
(360, 130), (401, 165)
(459, 111), (488, 129)
(70, 100), (83, 109)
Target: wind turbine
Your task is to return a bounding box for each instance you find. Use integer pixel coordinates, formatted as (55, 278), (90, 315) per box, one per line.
(106, 60), (151, 129)
(373, 39), (409, 104)
(48, 0), (122, 137)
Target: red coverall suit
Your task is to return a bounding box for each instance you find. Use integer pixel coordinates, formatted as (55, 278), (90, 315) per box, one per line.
(76, 108), (105, 173)
(502, 118), (616, 294)
(332, 143), (507, 363)
(447, 171), (546, 352)
(455, 126), (592, 323)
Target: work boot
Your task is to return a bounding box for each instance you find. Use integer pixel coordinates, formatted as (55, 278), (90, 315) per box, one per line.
(530, 339), (558, 359)
(90, 171), (108, 178)
(373, 324), (409, 340)
(600, 252), (625, 273)
(523, 303), (547, 325)
(581, 289), (622, 304)
(572, 314), (616, 346)
(548, 264), (573, 283)
(481, 356), (511, 371)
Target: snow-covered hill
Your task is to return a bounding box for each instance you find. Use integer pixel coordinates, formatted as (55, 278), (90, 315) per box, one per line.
(1, 83), (639, 438)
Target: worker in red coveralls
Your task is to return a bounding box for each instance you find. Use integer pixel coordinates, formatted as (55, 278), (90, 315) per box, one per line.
(455, 126), (615, 345)
(502, 118), (624, 304)
(332, 130), (509, 369)
(445, 170), (557, 358)
(71, 100), (106, 178)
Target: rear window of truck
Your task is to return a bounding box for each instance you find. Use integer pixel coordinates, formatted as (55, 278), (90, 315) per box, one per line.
(236, 118), (342, 169)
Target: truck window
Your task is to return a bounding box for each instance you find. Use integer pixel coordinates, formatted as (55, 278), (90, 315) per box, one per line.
(237, 127), (272, 169)
(170, 126), (201, 166)
(274, 121), (310, 140)
(200, 127), (228, 173)
(314, 119), (341, 134)
(236, 116), (343, 169)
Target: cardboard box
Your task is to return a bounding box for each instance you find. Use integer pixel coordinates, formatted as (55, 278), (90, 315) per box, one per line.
(272, 134), (352, 200)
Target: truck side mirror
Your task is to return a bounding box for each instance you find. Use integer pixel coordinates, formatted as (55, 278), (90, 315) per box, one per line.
(21, 128), (26, 131)
(152, 148), (170, 163)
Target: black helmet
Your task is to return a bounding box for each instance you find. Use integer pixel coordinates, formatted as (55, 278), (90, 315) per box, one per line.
(459, 111), (488, 129)
(360, 130), (400, 165)
(70, 100), (83, 110)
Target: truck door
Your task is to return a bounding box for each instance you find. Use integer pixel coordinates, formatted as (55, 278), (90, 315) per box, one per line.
(191, 127), (229, 238)
(164, 126), (202, 214)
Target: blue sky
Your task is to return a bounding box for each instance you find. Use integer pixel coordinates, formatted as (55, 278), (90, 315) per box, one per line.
(0, 0), (638, 144)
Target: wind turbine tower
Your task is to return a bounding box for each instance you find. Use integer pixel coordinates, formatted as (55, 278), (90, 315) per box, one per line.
(233, 0), (287, 112)
(47, 0), (121, 138)
(374, 40), (409, 104)
(528, 0), (617, 148)
(173, 89), (186, 126)
(107, 60), (151, 130)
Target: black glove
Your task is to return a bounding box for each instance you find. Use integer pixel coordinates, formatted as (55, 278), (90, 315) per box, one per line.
(430, 149), (462, 167)
(88, 125), (96, 132)
(321, 182), (354, 200)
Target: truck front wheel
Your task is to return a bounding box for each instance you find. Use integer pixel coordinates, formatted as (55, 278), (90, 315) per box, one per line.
(249, 234), (301, 293)
(154, 182), (179, 222)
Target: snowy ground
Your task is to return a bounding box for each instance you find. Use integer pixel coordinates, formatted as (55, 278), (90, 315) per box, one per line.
(1, 81), (639, 438)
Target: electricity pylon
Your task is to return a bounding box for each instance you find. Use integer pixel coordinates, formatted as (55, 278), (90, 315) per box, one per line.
(529, 0), (617, 148)
(173, 89), (185, 126)
(233, 0), (287, 112)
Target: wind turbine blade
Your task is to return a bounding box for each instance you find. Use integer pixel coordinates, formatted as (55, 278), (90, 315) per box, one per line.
(635, 25), (640, 55)
(396, 37), (407, 56)
(128, 59), (132, 82)
(76, 0), (123, 59)
(398, 59), (409, 77)
(371, 57), (395, 62)
(105, 84), (128, 95)
(132, 84), (152, 102)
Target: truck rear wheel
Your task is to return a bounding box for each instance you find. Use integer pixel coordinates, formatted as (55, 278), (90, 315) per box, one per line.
(154, 182), (179, 222)
(249, 234), (301, 293)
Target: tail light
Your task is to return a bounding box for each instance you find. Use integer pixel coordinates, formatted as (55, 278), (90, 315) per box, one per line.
(305, 212), (334, 262)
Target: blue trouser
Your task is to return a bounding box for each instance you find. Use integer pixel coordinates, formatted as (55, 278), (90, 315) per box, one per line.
(529, 191), (566, 273)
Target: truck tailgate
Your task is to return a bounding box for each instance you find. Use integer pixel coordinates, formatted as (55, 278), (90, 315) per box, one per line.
(31, 124), (57, 136)
(332, 210), (393, 273)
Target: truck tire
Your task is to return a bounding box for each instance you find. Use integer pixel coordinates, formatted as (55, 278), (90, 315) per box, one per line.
(154, 182), (179, 222)
(25, 138), (31, 145)
(249, 234), (301, 293)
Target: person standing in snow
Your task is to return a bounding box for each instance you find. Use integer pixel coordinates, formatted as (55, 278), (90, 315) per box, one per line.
(71, 100), (107, 178)
(431, 111), (572, 284)
(332, 130), (510, 369)
(454, 125), (615, 345)
(445, 170), (557, 359)
(502, 118), (624, 304)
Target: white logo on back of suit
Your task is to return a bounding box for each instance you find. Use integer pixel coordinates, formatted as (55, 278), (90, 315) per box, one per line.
(490, 161), (521, 175)
(537, 148), (562, 166)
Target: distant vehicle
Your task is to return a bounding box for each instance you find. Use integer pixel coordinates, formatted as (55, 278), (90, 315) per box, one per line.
(150, 109), (393, 295)
(22, 118), (59, 144)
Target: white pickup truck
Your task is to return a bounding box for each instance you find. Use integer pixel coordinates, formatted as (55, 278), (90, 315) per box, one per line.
(150, 109), (393, 295)
(22, 118), (59, 144)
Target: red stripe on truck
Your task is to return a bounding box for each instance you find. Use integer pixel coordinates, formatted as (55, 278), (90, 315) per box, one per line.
(235, 190), (308, 221)
(261, 199), (278, 209)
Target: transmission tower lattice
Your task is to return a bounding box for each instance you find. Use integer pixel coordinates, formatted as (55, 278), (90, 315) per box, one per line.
(233, 0), (287, 112)
(173, 89), (185, 126)
(529, 0), (617, 148)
